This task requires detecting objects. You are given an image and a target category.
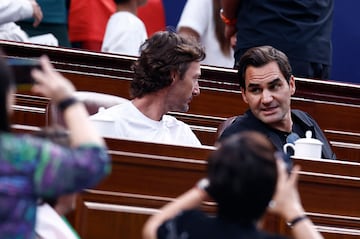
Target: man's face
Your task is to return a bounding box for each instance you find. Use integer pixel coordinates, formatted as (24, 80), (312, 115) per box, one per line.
(242, 61), (295, 131)
(166, 61), (201, 112)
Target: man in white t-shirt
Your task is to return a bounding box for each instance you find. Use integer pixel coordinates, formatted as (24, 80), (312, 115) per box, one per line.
(91, 31), (206, 146)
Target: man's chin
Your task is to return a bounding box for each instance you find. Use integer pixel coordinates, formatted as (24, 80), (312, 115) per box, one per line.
(174, 105), (189, 113)
(258, 114), (281, 125)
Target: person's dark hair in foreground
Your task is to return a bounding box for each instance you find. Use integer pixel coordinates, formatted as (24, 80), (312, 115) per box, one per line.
(0, 51), (111, 239)
(143, 131), (324, 239)
(207, 131), (277, 224)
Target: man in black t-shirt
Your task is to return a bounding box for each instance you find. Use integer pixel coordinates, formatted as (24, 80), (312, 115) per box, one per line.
(219, 46), (336, 160)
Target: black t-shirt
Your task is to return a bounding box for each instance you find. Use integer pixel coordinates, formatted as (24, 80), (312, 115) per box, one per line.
(219, 109), (336, 160)
(235, 0), (334, 65)
(157, 210), (287, 239)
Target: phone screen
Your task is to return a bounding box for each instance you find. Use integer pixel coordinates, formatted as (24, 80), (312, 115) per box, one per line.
(7, 58), (41, 91)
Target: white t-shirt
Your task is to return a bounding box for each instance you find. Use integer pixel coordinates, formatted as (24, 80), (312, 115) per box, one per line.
(0, 0), (58, 45)
(102, 11), (147, 56)
(177, 0), (234, 68)
(0, 0), (33, 24)
(35, 204), (78, 239)
(90, 101), (202, 147)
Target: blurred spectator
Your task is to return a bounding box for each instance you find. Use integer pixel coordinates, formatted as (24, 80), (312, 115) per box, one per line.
(0, 0), (59, 45)
(17, 0), (71, 47)
(68, 0), (116, 51)
(221, 0), (334, 79)
(138, 0), (166, 37)
(0, 53), (110, 238)
(143, 131), (324, 239)
(102, 0), (148, 56)
(178, 0), (234, 68)
(34, 127), (79, 239)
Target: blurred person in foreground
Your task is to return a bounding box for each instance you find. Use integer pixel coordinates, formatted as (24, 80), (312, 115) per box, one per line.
(102, 0), (148, 56)
(0, 53), (111, 239)
(34, 127), (80, 239)
(143, 131), (324, 239)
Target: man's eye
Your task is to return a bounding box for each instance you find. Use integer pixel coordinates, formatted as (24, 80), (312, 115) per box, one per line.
(270, 83), (282, 90)
(249, 88), (261, 94)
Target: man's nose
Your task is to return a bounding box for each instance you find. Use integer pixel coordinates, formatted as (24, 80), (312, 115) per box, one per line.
(193, 82), (200, 96)
(261, 89), (273, 103)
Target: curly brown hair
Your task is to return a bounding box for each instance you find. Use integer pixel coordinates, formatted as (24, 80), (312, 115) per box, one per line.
(130, 31), (205, 98)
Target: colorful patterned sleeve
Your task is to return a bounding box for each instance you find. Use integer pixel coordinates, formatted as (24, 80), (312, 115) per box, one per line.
(5, 133), (111, 197)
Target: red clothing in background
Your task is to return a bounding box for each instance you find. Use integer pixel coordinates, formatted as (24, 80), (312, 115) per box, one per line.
(68, 0), (116, 51)
(138, 0), (166, 37)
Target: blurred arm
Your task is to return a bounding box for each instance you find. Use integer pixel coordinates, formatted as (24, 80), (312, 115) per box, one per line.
(0, 0), (34, 24)
(143, 187), (208, 239)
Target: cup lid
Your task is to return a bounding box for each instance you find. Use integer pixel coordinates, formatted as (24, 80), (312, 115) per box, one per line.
(295, 131), (323, 145)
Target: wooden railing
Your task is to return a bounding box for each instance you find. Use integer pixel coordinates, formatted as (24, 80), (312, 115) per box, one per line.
(73, 138), (360, 239)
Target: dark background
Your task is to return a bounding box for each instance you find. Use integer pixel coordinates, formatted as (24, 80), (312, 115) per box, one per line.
(162, 0), (360, 84)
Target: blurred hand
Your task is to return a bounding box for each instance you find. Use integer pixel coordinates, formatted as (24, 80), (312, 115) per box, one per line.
(224, 25), (237, 41)
(31, 56), (75, 102)
(30, 0), (43, 27)
(267, 155), (305, 221)
(230, 34), (237, 49)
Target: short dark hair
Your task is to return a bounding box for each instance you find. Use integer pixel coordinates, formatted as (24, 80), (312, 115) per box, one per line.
(130, 31), (205, 98)
(0, 51), (15, 132)
(207, 131), (278, 224)
(237, 46), (292, 89)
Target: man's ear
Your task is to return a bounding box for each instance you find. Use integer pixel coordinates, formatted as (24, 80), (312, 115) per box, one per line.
(170, 70), (177, 85)
(241, 87), (248, 103)
(289, 75), (296, 95)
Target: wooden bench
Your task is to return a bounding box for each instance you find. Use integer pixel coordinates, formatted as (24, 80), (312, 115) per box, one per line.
(11, 124), (360, 239)
(76, 138), (360, 239)
(4, 41), (360, 160)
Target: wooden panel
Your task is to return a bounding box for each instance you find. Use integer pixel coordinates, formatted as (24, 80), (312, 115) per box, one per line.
(74, 139), (360, 239)
(1, 40), (359, 105)
(9, 125), (360, 239)
(12, 94), (50, 127)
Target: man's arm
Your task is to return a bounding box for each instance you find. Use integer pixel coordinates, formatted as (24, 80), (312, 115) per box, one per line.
(0, 0), (42, 26)
(142, 184), (208, 239)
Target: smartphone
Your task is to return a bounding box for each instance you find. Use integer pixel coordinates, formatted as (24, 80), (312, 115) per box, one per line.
(7, 58), (41, 90)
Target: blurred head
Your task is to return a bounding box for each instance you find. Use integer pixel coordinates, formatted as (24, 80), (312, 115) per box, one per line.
(0, 51), (16, 132)
(130, 31), (205, 99)
(207, 131), (278, 224)
(237, 46), (292, 89)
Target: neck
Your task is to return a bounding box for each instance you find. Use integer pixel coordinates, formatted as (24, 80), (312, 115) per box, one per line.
(270, 111), (293, 133)
(116, 2), (138, 15)
(132, 93), (167, 121)
(54, 204), (69, 216)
